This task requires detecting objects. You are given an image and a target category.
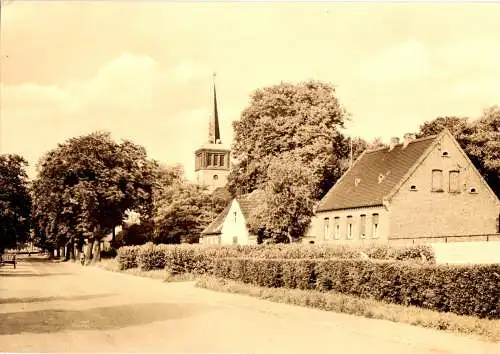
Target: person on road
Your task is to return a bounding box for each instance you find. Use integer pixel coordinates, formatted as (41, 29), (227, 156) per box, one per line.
(80, 250), (86, 266)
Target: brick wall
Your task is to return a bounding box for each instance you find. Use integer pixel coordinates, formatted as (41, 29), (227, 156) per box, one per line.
(389, 133), (499, 240)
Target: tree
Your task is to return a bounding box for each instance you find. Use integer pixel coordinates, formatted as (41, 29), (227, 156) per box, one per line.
(31, 132), (157, 262)
(227, 80), (356, 242)
(0, 154), (31, 253)
(416, 116), (469, 138)
(247, 155), (316, 243)
(228, 80), (350, 200)
(462, 106), (500, 197)
(152, 178), (227, 244)
(416, 106), (500, 197)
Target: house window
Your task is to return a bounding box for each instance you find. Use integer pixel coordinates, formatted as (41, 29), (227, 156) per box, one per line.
(347, 216), (353, 239)
(372, 213), (379, 238)
(233, 212), (237, 223)
(213, 175), (218, 181)
(334, 217), (340, 239)
(359, 214), (366, 238)
(219, 155), (225, 167)
(208, 154), (213, 166)
(449, 171), (460, 193)
(432, 169), (443, 192)
(323, 217), (330, 240)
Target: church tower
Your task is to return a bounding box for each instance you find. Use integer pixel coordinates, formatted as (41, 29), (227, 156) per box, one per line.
(194, 74), (231, 192)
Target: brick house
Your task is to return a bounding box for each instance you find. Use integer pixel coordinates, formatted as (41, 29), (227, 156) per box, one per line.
(309, 129), (500, 244)
(200, 190), (264, 245)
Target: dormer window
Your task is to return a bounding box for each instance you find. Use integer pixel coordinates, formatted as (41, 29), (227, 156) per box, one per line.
(354, 177), (361, 187)
(410, 185), (417, 191)
(378, 174), (385, 183)
(442, 151), (449, 157)
(469, 187), (478, 194)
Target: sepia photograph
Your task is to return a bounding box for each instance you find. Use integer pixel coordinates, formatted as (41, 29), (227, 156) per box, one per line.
(0, 1), (499, 353)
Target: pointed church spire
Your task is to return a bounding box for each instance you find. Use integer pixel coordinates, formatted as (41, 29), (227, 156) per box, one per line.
(210, 72), (221, 144)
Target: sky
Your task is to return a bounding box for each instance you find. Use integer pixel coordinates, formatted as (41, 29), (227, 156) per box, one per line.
(1, 2), (499, 181)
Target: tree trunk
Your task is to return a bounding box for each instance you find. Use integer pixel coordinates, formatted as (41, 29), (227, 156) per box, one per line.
(112, 226), (116, 242)
(65, 240), (74, 261)
(87, 239), (93, 260)
(55, 247), (60, 258)
(92, 239), (101, 263)
(61, 246), (65, 259)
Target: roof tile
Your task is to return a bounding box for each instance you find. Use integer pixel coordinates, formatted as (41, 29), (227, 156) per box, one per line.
(316, 135), (437, 212)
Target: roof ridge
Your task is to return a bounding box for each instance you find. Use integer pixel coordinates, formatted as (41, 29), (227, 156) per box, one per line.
(366, 134), (438, 153)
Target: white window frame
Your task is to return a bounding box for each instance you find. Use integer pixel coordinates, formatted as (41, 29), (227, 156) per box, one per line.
(323, 218), (330, 240)
(346, 216), (353, 239)
(359, 214), (367, 239)
(334, 217), (341, 239)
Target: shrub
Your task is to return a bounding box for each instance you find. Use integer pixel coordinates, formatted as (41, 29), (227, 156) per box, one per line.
(115, 243), (435, 272)
(137, 243), (166, 271)
(116, 245), (141, 270)
(315, 259), (499, 319)
(208, 257), (499, 319)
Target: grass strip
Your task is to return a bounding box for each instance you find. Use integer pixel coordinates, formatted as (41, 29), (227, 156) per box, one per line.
(195, 276), (500, 343)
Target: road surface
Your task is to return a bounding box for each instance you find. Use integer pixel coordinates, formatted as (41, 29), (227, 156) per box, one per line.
(0, 256), (498, 353)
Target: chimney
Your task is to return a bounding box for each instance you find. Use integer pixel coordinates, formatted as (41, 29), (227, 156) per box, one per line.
(403, 133), (416, 148)
(389, 137), (400, 151)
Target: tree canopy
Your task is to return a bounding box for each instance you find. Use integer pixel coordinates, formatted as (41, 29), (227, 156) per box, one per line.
(228, 80), (351, 200)
(247, 154), (316, 243)
(31, 132), (157, 260)
(152, 166), (227, 244)
(0, 154), (31, 253)
(228, 80), (358, 242)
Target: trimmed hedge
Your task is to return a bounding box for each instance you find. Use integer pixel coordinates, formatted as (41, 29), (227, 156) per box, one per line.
(210, 257), (500, 319)
(116, 243), (435, 271)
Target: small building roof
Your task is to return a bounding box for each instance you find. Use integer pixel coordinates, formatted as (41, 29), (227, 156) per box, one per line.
(316, 134), (438, 212)
(201, 189), (266, 236)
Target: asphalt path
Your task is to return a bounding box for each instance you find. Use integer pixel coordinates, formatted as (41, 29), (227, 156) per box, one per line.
(0, 256), (498, 353)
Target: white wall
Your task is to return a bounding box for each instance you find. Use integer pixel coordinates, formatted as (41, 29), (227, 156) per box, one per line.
(311, 207), (389, 244)
(431, 241), (500, 264)
(220, 199), (253, 245)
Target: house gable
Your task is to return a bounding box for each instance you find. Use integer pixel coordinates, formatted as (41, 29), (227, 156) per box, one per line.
(200, 189), (265, 244)
(220, 199), (251, 244)
(386, 129), (499, 204)
(389, 130), (500, 239)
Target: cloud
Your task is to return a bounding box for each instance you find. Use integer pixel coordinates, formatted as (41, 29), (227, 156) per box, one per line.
(0, 53), (213, 179)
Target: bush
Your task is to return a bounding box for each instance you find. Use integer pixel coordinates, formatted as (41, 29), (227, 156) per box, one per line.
(314, 259), (499, 319)
(137, 243), (166, 271)
(208, 257), (499, 319)
(116, 246), (141, 270)
(115, 242), (435, 273)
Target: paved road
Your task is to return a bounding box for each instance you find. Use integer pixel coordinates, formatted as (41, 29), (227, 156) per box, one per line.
(0, 256), (498, 353)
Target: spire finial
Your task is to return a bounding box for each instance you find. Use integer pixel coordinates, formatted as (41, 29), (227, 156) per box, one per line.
(210, 72), (221, 144)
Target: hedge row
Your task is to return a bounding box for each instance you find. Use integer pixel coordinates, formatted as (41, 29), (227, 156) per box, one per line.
(116, 242), (435, 271)
(212, 258), (500, 319)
